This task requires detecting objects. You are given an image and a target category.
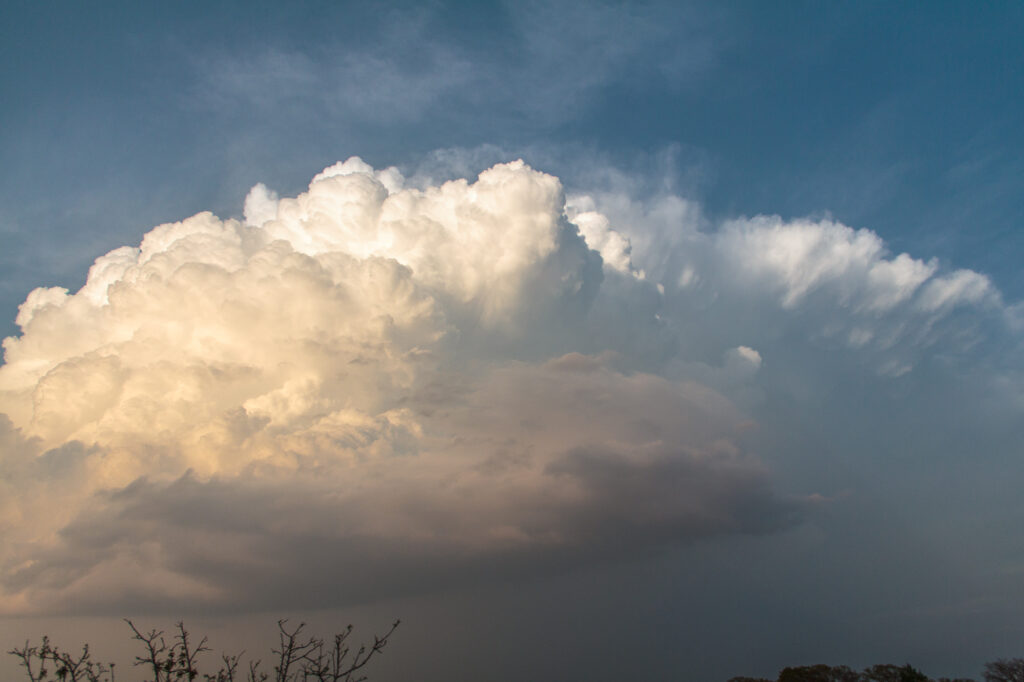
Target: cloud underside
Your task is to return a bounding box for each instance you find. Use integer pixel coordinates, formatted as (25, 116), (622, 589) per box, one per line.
(0, 353), (795, 613)
(0, 157), (1008, 614)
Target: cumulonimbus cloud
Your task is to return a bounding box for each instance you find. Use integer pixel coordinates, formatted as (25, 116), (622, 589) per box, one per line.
(0, 158), (800, 615)
(2, 155), (1012, 615)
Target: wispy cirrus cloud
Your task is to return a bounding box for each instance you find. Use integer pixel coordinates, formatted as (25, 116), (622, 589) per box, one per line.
(187, 1), (721, 132)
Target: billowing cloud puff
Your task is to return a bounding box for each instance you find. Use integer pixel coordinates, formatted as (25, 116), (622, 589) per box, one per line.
(0, 159), (795, 615)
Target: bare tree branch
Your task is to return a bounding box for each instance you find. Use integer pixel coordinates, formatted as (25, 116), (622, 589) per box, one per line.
(10, 619), (396, 682)
(125, 619), (172, 682)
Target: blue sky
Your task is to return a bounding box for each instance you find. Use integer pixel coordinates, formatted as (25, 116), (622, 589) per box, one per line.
(3, 0), (1022, 334)
(1, 2), (1023, 680)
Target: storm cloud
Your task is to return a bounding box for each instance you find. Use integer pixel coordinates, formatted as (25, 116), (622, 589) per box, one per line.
(1, 152), (1020, 626)
(0, 159), (810, 615)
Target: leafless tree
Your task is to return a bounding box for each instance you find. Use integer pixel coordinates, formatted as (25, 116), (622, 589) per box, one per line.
(203, 652), (241, 682)
(272, 620), (319, 682)
(11, 619), (398, 682)
(247, 657), (268, 682)
(126, 619), (174, 682)
(9, 635), (115, 682)
(291, 619), (401, 682)
(8, 638), (50, 682)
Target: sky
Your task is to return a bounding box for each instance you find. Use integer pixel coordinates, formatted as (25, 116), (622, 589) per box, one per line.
(1, 1), (1023, 680)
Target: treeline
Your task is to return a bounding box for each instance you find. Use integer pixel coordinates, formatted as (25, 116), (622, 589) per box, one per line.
(8, 618), (399, 682)
(9, 624), (1021, 682)
(729, 659), (1024, 682)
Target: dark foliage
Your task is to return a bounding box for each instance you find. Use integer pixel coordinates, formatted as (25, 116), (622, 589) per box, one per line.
(862, 664), (930, 682)
(731, 662), (978, 682)
(778, 664), (861, 682)
(984, 659), (1024, 682)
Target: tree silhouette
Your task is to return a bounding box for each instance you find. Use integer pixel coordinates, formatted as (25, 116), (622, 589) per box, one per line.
(8, 636), (113, 682)
(984, 659), (1024, 682)
(863, 663), (930, 682)
(9, 618), (399, 682)
(778, 664), (861, 682)
(728, 662), (984, 682)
